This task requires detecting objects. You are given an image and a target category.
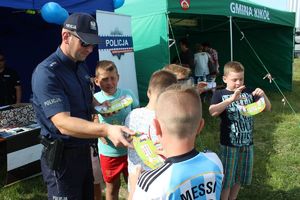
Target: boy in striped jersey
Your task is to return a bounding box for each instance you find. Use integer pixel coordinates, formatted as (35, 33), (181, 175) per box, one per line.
(129, 84), (223, 200)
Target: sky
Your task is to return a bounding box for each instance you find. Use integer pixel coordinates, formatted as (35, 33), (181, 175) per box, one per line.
(249, 0), (288, 11)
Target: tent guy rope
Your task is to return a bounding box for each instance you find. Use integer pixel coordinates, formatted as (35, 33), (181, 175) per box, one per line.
(233, 20), (298, 117)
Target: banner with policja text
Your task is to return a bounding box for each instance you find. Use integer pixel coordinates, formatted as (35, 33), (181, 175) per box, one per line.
(96, 10), (139, 99)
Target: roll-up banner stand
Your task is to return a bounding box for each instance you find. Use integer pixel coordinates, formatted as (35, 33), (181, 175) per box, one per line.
(96, 10), (139, 99)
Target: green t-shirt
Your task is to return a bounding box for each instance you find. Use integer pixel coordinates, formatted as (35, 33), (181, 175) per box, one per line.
(94, 88), (139, 157)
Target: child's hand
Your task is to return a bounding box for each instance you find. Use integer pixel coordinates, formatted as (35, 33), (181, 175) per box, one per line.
(196, 82), (208, 94)
(101, 100), (111, 107)
(101, 110), (119, 118)
(231, 85), (246, 101)
(154, 141), (167, 159)
(252, 88), (265, 97)
(100, 100), (120, 117)
(93, 98), (106, 106)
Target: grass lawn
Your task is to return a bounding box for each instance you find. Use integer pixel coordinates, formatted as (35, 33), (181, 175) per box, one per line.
(1, 59), (299, 200)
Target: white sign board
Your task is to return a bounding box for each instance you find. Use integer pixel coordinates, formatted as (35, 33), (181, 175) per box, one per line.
(96, 10), (139, 99)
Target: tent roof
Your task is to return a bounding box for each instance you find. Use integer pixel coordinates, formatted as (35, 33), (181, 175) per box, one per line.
(117, 0), (295, 103)
(118, 0), (295, 27)
(0, 0), (114, 13)
(168, 0), (295, 27)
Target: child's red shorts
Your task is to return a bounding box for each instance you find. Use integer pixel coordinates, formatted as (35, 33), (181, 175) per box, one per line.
(100, 154), (128, 183)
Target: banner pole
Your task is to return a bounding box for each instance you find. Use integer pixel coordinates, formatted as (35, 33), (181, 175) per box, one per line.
(229, 16), (233, 61)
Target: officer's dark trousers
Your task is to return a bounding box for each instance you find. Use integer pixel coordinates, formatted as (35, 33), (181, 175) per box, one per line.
(41, 145), (93, 200)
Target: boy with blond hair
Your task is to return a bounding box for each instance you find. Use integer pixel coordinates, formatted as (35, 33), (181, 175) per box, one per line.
(129, 84), (223, 199)
(163, 64), (191, 81)
(125, 70), (177, 171)
(94, 60), (139, 200)
(164, 63), (207, 94)
(125, 70), (177, 196)
(209, 61), (271, 200)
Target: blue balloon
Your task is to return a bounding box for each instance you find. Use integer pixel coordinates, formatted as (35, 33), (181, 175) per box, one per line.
(113, 0), (125, 9)
(41, 2), (69, 25)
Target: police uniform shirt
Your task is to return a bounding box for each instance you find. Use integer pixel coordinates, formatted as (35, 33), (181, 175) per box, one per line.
(32, 47), (94, 146)
(133, 149), (224, 200)
(0, 67), (21, 106)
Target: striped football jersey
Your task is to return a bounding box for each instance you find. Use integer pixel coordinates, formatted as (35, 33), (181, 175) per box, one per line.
(133, 149), (223, 200)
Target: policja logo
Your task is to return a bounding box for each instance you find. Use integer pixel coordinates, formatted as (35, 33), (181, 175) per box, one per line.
(99, 27), (133, 59)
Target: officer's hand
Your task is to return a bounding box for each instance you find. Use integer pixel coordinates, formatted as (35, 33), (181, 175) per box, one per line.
(106, 125), (134, 148)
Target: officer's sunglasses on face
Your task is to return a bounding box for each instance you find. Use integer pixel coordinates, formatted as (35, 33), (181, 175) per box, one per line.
(68, 32), (96, 48)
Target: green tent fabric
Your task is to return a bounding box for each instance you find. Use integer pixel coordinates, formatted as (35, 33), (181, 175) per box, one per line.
(117, 0), (295, 104)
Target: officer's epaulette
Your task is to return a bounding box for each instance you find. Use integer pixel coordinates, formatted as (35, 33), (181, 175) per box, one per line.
(48, 61), (58, 69)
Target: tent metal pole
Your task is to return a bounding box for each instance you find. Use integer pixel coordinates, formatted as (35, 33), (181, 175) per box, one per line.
(167, 14), (181, 65)
(229, 16), (233, 61)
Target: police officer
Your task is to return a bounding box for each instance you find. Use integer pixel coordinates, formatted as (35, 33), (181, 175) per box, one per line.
(31, 13), (133, 200)
(0, 53), (22, 106)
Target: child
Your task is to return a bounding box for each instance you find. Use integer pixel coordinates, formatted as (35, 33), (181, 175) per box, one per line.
(163, 63), (191, 82)
(164, 64), (207, 94)
(129, 84), (224, 200)
(209, 61), (271, 200)
(90, 143), (104, 200)
(194, 43), (211, 82)
(125, 70), (177, 195)
(94, 60), (139, 200)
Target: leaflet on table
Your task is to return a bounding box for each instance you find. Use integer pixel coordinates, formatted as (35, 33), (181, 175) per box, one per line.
(94, 95), (133, 114)
(0, 123), (41, 138)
